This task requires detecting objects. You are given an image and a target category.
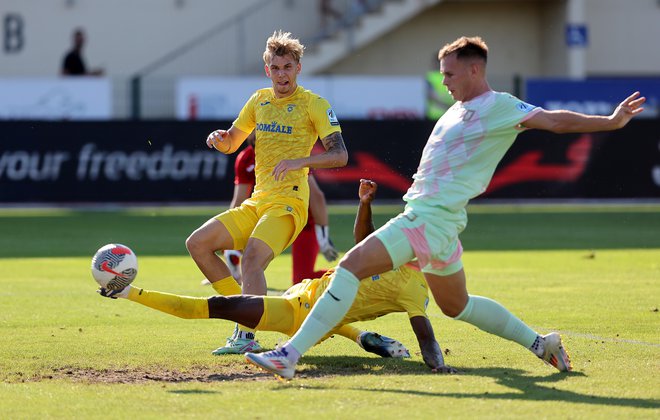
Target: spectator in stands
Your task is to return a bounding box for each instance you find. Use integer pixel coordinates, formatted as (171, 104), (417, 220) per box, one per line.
(320, 0), (343, 34)
(61, 28), (104, 76)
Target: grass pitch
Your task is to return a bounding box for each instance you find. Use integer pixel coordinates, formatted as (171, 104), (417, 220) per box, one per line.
(0, 203), (658, 418)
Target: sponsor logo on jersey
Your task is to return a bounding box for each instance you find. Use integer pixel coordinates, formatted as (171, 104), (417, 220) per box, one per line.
(517, 102), (534, 112)
(327, 108), (340, 126)
(256, 121), (293, 134)
(260, 101), (271, 106)
(462, 109), (475, 121)
(371, 274), (380, 281)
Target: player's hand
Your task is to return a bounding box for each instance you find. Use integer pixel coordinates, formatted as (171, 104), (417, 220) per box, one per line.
(315, 224), (339, 262)
(610, 91), (645, 128)
(272, 159), (303, 181)
(430, 365), (459, 374)
(358, 179), (378, 204)
(206, 129), (231, 153)
(421, 340), (458, 373)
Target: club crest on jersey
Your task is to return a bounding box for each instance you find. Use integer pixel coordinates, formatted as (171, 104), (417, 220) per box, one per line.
(327, 108), (339, 126)
(287, 104), (296, 112)
(256, 121), (293, 134)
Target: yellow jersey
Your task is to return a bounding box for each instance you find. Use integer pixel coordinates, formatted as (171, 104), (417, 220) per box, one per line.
(233, 85), (341, 208)
(285, 264), (430, 329)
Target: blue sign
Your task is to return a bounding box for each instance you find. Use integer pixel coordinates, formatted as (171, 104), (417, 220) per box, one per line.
(526, 78), (660, 119)
(566, 24), (588, 47)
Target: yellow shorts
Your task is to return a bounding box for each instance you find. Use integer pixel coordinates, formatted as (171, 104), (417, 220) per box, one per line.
(215, 197), (307, 256)
(257, 277), (327, 337)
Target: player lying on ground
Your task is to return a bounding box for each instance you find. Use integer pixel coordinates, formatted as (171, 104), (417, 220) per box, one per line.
(98, 180), (456, 372)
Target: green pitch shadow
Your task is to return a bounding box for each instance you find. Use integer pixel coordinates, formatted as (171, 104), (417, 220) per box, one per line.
(347, 367), (660, 410)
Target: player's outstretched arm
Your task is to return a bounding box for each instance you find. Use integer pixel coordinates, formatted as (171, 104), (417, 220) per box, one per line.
(354, 179), (377, 243)
(523, 91), (645, 134)
(410, 316), (458, 373)
(206, 125), (250, 154)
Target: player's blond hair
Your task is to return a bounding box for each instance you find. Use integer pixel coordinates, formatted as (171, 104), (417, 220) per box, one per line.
(438, 36), (488, 63)
(263, 30), (305, 64)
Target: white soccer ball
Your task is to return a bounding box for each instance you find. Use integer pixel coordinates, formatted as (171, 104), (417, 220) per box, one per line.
(90, 243), (138, 290)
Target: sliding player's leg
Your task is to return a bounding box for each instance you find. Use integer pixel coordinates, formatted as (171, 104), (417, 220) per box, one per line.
(98, 285), (258, 324)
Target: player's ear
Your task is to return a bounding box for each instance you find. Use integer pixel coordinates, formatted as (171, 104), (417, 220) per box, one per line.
(264, 64), (271, 77)
(469, 61), (479, 76)
(296, 62), (301, 75)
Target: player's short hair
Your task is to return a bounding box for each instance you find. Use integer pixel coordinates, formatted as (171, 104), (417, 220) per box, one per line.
(263, 30), (305, 64)
(438, 36), (488, 63)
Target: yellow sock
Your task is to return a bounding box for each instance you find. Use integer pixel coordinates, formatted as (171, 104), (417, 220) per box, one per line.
(127, 287), (209, 319)
(211, 276), (242, 296)
(335, 324), (362, 343)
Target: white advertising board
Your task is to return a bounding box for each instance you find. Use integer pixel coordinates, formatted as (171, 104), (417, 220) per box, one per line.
(0, 78), (112, 120)
(176, 76), (425, 120)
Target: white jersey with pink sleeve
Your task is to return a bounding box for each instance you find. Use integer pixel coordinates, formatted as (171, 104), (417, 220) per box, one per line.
(404, 91), (541, 212)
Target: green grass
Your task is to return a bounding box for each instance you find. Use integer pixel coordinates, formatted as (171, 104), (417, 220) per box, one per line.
(1, 204), (659, 418)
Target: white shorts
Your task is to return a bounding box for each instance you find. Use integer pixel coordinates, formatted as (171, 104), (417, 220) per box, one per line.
(373, 204), (466, 276)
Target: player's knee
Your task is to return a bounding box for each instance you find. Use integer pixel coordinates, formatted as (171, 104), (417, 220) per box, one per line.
(437, 301), (465, 318)
(338, 247), (389, 280)
(185, 232), (203, 255)
(242, 245), (273, 272)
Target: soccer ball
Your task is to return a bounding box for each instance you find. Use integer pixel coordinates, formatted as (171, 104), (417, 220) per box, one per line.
(90, 243), (138, 290)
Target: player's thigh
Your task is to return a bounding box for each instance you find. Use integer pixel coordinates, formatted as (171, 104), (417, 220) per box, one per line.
(250, 212), (296, 257)
(215, 202), (260, 251)
(283, 280), (316, 335)
(340, 234), (396, 279)
(258, 296), (296, 336)
(347, 213), (418, 276)
(424, 268), (469, 317)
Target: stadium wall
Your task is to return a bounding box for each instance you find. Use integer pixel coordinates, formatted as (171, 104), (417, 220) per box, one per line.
(1, 0), (659, 79)
(1, 120), (658, 204)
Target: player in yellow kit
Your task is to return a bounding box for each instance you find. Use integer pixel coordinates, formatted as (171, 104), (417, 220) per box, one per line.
(185, 30), (348, 354)
(100, 180), (456, 373)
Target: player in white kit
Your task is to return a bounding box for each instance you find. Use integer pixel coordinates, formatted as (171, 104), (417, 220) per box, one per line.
(246, 36), (646, 379)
